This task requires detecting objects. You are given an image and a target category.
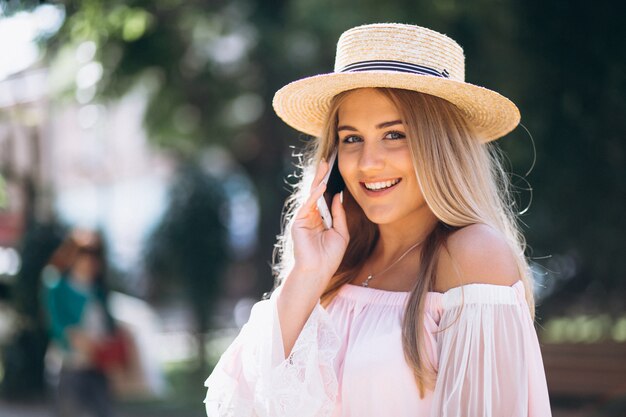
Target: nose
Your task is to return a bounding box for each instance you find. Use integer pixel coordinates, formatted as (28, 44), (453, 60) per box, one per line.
(357, 140), (385, 173)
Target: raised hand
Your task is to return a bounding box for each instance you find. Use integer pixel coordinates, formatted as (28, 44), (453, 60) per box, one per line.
(290, 159), (350, 289)
(277, 159), (350, 358)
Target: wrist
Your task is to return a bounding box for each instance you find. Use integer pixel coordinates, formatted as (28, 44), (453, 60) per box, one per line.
(277, 280), (322, 322)
(290, 264), (321, 279)
(281, 269), (326, 300)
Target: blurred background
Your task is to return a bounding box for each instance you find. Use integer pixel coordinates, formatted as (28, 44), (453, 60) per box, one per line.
(0, 0), (624, 416)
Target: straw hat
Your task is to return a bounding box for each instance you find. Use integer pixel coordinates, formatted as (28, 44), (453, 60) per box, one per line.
(272, 23), (520, 143)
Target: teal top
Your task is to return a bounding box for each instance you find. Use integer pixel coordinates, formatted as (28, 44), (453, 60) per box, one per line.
(41, 266), (113, 352)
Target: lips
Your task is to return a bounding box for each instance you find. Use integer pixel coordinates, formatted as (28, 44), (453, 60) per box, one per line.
(361, 178), (401, 193)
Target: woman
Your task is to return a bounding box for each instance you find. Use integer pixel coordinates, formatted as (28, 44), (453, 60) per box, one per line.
(42, 229), (123, 417)
(204, 23), (552, 416)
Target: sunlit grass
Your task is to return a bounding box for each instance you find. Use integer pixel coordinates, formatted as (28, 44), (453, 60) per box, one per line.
(116, 331), (236, 414)
(116, 359), (210, 417)
(541, 314), (626, 344)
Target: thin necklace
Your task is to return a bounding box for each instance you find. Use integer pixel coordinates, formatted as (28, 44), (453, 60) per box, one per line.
(361, 239), (425, 287)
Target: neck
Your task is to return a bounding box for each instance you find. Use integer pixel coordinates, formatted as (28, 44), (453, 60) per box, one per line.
(70, 268), (95, 286)
(374, 208), (439, 265)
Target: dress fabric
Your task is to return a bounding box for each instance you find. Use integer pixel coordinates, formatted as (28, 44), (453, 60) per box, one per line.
(204, 279), (552, 417)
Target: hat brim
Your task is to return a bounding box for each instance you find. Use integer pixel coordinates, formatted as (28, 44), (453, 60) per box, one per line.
(272, 71), (520, 143)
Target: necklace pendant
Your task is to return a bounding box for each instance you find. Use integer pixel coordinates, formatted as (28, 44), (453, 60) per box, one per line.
(362, 275), (373, 287)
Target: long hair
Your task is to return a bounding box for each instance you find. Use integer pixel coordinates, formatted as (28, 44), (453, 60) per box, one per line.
(271, 87), (535, 396)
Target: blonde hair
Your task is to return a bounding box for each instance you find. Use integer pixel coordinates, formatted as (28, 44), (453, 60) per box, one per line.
(271, 87), (535, 397)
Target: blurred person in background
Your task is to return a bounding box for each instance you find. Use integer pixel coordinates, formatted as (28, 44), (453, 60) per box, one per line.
(41, 229), (127, 417)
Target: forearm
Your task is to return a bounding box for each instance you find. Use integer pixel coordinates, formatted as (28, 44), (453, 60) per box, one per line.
(276, 269), (327, 359)
(204, 267), (340, 417)
(66, 327), (97, 356)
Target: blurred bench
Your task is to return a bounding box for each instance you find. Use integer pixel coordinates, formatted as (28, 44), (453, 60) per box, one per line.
(542, 342), (626, 398)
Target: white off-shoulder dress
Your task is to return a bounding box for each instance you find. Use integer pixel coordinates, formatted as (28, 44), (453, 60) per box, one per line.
(203, 279), (552, 416)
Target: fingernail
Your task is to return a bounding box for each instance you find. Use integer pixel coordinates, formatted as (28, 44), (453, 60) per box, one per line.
(340, 190), (344, 204)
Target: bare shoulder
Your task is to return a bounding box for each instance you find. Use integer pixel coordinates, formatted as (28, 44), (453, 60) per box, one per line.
(434, 223), (521, 293)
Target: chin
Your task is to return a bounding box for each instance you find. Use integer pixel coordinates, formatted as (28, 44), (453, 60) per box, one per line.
(361, 207), (399, 225)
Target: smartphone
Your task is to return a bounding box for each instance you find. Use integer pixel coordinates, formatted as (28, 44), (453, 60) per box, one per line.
(316, 149), (345, 229)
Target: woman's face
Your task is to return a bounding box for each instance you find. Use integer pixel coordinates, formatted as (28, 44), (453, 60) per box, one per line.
(336, 88), (432, 226)
(71, 248), (102, 282)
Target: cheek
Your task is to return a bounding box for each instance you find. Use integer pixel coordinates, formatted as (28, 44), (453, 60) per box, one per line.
(337, 155), (350, 180)
(338, 156), (358, 190)
(406, 174), (426, 206)
(394, 145), (413, 164)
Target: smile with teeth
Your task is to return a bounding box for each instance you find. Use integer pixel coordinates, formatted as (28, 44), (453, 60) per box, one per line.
(363, 178), (401, 191)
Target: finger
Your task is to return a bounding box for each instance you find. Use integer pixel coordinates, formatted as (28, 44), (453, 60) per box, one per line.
(296, 181), (327, 220)
(311, 159), (330, 190)
(331, 191), (349, 240)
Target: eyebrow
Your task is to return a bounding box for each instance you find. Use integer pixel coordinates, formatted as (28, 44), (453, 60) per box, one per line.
(337, 119), (403, 132)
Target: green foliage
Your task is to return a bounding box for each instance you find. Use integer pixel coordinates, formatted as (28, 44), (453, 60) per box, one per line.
(507, 0), (626, 313)
(45, 0), (255, 152)
(143, 161), (229, 371)
(0, 222), (64, 400)
(0, 0), (40, 15)
(0, 176), (7, 208)
(144, 162), (228, 329)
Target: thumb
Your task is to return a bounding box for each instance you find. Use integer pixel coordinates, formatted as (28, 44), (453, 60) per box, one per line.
(331, 191), (349, 241)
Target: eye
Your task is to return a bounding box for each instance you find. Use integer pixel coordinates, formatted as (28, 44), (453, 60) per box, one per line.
(384, 131), (406, 140)
(341, 135), (362, 144)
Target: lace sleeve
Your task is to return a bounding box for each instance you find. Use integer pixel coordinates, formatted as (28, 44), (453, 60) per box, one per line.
(204, 285), (341, 417)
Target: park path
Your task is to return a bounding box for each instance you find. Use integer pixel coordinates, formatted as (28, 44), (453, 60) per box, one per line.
(0, 400), (205, 417)
(0, 399), (601, 417)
